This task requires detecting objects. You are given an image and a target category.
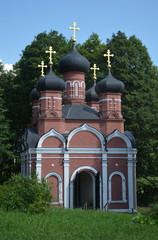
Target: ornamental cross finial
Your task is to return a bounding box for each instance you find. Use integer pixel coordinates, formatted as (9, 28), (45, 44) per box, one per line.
(90, 64), (100, 81)
(69, 21), (80, 42)
(45, 46), (56, 66)
(38, 61), (47, 76)
(104, 49), (114, 69)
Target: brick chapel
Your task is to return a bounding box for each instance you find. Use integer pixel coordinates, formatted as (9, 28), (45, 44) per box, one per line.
(20, 23), (137, 212)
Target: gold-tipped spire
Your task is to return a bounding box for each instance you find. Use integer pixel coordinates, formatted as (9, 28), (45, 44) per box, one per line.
(90, 64), (100, 81)
(45, 46), (56, 66)
(69, 21), (80, 42)
(104, 49), (114, 69)
(38, 61), (47, 76)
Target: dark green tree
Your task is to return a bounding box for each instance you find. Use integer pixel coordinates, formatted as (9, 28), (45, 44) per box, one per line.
(13, 30), (71, 134)
(106, 31), (158, 176)
(77, 33), (107, 88)
(0, 63), (15, 183)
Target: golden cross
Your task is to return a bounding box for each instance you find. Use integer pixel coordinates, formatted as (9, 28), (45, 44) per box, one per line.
(90, 64), (100, 80)
(104, 49), (114, 69)
(45, 46), (56, 66)
(69, 22), (80, 42)
(38, 61), (47, 76)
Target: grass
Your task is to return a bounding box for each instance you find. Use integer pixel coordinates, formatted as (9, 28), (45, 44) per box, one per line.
(0, 208), (158, 240)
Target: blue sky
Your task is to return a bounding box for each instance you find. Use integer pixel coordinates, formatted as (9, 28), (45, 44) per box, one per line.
(0, 0), (158, 66)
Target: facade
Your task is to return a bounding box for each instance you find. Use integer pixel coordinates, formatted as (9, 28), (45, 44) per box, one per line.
(20, 42), (137, 212)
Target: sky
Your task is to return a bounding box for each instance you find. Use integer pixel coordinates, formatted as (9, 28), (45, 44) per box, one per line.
(0, 0), (158, 68)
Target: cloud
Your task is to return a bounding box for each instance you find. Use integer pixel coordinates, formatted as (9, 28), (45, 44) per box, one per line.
(3, 64), (13, 71)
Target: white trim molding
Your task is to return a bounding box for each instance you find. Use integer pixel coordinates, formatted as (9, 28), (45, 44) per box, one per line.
(37, 129), (65, 148)
(45, 172), (63, 205)
(107, 130), (132, 149)
(67, 124), (105, 148)
(108, 171), (127, 204)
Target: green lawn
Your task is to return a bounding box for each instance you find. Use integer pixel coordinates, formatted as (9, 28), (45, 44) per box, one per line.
(0, 208), (158, 240)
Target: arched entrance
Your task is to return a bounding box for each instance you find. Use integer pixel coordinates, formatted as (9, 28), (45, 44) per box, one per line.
(73, 171), (100, 209)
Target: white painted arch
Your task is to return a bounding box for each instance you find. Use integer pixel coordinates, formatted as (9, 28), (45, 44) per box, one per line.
(70, 166), (98, 181)
(67, 124), (105, 148)
(107, 130), (132, 148)
(37, 129), (65, 148)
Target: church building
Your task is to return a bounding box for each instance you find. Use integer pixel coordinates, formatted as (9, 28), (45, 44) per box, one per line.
(20, 22), (137, 212)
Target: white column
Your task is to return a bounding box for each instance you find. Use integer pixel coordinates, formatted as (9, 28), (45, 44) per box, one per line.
(128, 153), (134, 213)
(64, 152), (70, 208)
(36, 153), (42, 181)
(99, 179), (103, 210)
(70, 181), (74, 208)
(134, 157), (137, 210)
(102, 151), (108, 211)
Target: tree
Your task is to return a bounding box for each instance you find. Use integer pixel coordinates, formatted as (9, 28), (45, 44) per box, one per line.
(13, 30), (71, 134)
(77, 33), (107, 88)
(106, 31), (158, 176)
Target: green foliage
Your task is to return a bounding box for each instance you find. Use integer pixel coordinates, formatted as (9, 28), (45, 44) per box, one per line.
(0, 174), (52, 213)
(137, 177), (158, 205)
(0, 208), (158, 240)
(106, 31), (158, 176)
(13, 30), (71, 133)
(149, 203), (158, 220)
(132, 212), (156, 225)
(77, 33), (107, 88)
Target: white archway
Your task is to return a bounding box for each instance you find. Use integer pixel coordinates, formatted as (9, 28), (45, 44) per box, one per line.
(70, 166), (99, 209)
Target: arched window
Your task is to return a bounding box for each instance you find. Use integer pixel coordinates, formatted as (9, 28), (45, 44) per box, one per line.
(74, 82), (79, 97)
(108, 171), (127, 203)
(45, 172), (63, 205)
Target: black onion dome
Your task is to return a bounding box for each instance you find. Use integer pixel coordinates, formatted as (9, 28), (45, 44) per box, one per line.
(59, 44), (90, 74)
(37, 67), (65, 91)
(30, 88), (39, 101)
(95, 70), (125, 94)
(86, 81), (99, 102)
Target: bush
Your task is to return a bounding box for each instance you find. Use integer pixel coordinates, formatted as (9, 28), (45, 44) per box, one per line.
(149, 203), (158, 220)
(0, 174), (52, 213)
(137, 176), (158, 206)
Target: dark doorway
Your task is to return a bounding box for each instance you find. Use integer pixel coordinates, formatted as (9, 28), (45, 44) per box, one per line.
(74, 171), (100, 209)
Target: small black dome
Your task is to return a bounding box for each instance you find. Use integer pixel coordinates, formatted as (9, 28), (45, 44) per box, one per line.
(37, 67), (65, 91)
(124, 131), (136, 148)
(95, 70), (125, 94)
(59, 44), (90, 74)
(30, 88), (39, 101)
(86, 81), (99, 102)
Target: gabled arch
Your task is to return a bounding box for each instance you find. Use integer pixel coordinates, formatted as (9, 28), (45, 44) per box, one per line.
(67, 124), (105, 148)
(37, 129), (65, 148)
(107, 130), (132, 148)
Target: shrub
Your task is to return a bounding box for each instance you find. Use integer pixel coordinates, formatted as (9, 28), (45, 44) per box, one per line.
(149, 203), (158, 220)
(0, 174), (52, 213)
(132, 213), (156, 225)
(137, 176), (158, 206)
